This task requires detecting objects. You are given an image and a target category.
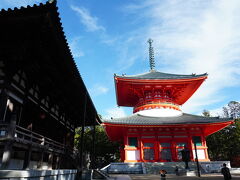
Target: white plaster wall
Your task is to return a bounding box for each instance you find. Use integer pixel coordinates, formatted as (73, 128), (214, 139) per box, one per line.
(137, 108), (182, 117)
(0, 169), (77, 180)
(193, 149), (205, 159)
(126, 150), (140, 160)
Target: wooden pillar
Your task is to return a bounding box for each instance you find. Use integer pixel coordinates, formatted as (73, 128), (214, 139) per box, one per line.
(123, 135), (127, 162)
(23, 145), (32, 169)
(23, 120), (32, 170)
(1, 107), (17, 169)
(202, 134), (209, 161)
(138, 131), (142, 162)
(90, 117), (96, 169)
(48, 153), (53, 170)
(37, 150), (44, 169)
(55, 155), (60, 169)
(155, 132), (159, 161)
(0, 89), (8, 121)
(187, 128), (194, 161)
(200, 129), (209, 161)
(79, 93), (87, 173)
(154, 134), (158, 161)
(1, 141), (13, 169)
(170, 131), (176, 161)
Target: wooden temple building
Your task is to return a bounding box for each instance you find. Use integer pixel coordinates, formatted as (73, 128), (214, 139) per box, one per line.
(0, 1), (99, 170)
(102, 39), (234, 163)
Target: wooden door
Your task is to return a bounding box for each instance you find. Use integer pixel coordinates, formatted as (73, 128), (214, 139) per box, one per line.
(142, 139), (155, 161)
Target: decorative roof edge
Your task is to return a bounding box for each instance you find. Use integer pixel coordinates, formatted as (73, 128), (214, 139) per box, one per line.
(103, 112), (232, 120)
(114, 71), (208, 80)
(101, 113), (233, 125)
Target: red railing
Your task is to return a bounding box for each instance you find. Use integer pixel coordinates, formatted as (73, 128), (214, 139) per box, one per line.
(135, 98), (177, 108)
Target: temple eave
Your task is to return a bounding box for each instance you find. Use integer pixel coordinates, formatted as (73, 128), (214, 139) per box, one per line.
(102, 119), (234, 143)
(102, 120), (233, 128)
(114, 71), (208, 81)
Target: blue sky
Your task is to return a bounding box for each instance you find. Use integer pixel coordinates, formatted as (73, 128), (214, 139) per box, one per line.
(1, 0), (240, 118)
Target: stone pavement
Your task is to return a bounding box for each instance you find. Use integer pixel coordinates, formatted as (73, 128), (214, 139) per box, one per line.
(113, 175), (132, 180)
(128, 174), (240, 180)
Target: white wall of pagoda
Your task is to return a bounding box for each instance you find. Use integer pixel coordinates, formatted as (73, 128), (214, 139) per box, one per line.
(126, 150), (140, 161)
(137, 108), (183, 117)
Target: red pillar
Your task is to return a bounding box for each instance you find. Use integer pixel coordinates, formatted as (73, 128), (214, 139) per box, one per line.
(123, 135), (127, 162)
(138, 134), (142, 162)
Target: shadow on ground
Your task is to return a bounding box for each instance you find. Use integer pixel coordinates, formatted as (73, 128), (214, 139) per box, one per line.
(130, 174), (240, 180)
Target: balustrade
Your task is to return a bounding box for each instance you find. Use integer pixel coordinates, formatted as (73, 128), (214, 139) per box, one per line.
(0, 122), (66, 153)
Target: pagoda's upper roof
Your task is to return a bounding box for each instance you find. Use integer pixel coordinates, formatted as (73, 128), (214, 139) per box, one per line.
(115, 70), (208, 80)
(102, 113), (232, 125)
(115, 70), (208, 107)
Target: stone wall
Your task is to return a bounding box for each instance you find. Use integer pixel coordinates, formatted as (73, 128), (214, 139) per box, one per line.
(0, 169), (77, 180)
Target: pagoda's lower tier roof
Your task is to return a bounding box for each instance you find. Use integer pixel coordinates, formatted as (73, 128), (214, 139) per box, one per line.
(102, 113), (233, 126)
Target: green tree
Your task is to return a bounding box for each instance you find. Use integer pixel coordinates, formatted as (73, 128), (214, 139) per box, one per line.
(223, 101), (240, 119)
(202, 109), (210, 117)
(205, 101), (240, 164)
(74, 125), (120, 168)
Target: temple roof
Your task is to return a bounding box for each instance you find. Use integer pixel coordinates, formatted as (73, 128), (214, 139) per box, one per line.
(102, 113), (232, 125)
(0, 1), (100, 126)
(115, 71), (208, 80)
(114, 70), (208, 107)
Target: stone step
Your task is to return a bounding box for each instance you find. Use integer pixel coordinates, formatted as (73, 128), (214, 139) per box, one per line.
(101, 161), (231, 175)
(144, 162), (198, 174)
(102, 162), (144, 174)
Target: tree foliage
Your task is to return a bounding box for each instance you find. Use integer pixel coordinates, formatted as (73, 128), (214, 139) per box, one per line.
(74, 125), (120, 168)
(202, 109), (210, 117)
(204, 101), (240, 165)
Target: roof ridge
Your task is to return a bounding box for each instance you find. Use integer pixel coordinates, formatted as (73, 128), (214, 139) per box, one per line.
(183, 113), (232, 119)
(103, 112), (233, 121)
(115, 70), (208, 79)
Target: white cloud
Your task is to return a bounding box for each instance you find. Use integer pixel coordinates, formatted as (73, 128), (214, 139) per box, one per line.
(103, 107), (127, 119)
(90, 84), (109, 96)
(123, 0), (240, 114)
(209, 107), (224, 117)
(69, 37), (84, 58)
(70, 5), (105, 32)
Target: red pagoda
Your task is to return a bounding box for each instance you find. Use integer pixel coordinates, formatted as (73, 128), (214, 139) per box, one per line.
(102, 39), (234, 163)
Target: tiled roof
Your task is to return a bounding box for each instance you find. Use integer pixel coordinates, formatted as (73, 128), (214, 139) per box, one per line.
(115, 71), (207, 80)
(102, 113), (232, 125)
(0, 1), (100, 125)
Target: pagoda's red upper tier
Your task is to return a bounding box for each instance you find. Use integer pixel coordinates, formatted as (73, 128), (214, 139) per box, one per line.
(114, 71), (207, 107)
